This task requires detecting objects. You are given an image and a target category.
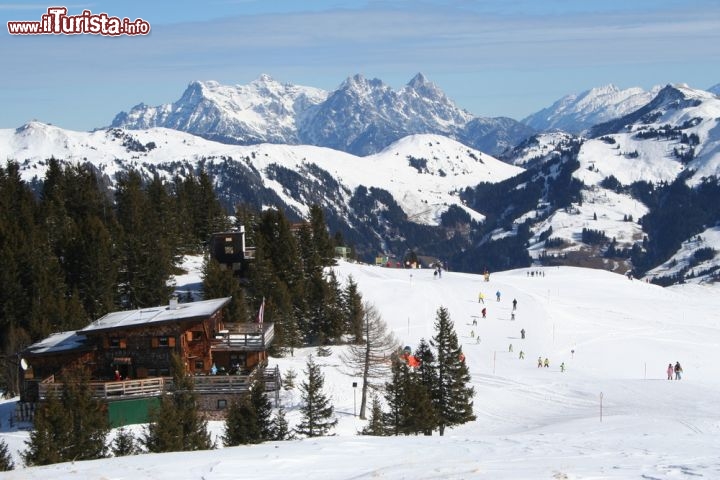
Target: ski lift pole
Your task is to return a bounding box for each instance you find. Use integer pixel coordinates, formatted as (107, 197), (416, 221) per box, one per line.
(493, 351), (496, 375)
(600, 392), (604, 422)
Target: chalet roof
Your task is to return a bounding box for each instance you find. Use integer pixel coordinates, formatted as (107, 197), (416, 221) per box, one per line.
(24, 330), (89, 356)
(80, 297), (232, 334)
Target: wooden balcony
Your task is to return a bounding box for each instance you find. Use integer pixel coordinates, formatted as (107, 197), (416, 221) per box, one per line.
(211, 322), (274, 351)
(37, 365), (280, 401)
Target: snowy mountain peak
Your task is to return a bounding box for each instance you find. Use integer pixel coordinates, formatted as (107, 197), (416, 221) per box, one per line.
(523, 83), (662, 134)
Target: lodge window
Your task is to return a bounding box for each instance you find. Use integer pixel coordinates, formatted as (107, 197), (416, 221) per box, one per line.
(109, 338), (127, 349)
(217, 399), (227, 409)
(151, 336), (176, 348)
(192, 331), (203, 341)
(194, 360), (204, 370)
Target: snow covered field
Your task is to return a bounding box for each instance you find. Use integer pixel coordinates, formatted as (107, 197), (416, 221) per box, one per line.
(3, 259), (720, 479)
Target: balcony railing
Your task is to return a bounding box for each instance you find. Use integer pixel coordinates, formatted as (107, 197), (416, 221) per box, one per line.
(37, 365), (281, 400)
(211, 322), (274, 351)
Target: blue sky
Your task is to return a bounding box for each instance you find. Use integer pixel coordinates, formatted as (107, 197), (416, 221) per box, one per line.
(1, 0), (719, 131)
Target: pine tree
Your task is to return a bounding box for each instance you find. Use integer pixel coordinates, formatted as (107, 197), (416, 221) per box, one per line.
(202, 255), (249, 321)
(22, 388), (67, 466)
(359, 395), (387, 436)
(282, 368), (297, 391)
(295, 356), (337, 437)
(222, 395), (260, 446)
(249, 377), (274, 440)
(414, 338), (440, 435)
(22, 365), (109, 466)
(343, 276), (365, 343)
(0, 438), (14, 471)
(143, 353), (213, 452)
(383, 357), (412, 436)
(111, 427), (139, 457)
(340, 303), (398, 419)
(309, 204), (336, 266)
(430, 306), (476, 436)
(269, 408), (293, 441)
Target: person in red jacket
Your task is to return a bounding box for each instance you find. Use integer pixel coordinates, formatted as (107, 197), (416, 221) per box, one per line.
(666, 363), (673, 380)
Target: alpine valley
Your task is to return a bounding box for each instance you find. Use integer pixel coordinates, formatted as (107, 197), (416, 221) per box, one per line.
(2, 75), (720, 285)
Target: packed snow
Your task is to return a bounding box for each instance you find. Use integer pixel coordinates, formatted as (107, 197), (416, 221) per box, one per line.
(3, 258), (720, 479)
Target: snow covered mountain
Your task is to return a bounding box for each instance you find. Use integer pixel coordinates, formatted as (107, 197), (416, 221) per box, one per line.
(522, 84), (663, 134)
(110, 75), (327, 145)
(0, 122), (522, 260)
(110, 74), (534, 157)
(5, 81), (720, 285)
(708, 83), (720, 96)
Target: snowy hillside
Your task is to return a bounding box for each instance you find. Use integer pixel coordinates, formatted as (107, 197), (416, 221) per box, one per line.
(580, 84), (720, 187)
(522, 84), (663, 134)
(3, 259), (720, 478)
(0, 122), (521, 226)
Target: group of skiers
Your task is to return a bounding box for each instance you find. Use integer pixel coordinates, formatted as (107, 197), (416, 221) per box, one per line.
(667, 361), (683, 380)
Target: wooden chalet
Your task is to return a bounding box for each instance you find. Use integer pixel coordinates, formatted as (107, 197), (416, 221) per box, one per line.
(208, 226), (256, 274)
(18, 296), (280, 425)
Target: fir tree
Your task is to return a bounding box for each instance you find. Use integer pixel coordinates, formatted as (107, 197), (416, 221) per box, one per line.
(111, 427), (139, 457)
(282, 368), (297, 391)
(430, 307), (476, 436)
(202, 255), (249, 322)
(249, 376), (274, 441)
(222, 395), (260, 446)
(359, 395), (387, 436)
(383, 356), (413, 436)
(0, 438), (14, 471)
(309, 204), (336, 266)
(295, 356), (337, 437)
(270, 408), (293, 441)
(22, 365), (109, 466)
(343, 276), (365, 343)
(143, 353), (213, 452)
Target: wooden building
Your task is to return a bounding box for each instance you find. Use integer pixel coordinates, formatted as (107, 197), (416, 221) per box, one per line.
(18, 296), (279, 424)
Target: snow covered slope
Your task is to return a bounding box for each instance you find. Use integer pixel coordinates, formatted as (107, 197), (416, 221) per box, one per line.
(3, 259), (720, 478)
(522, 84), (662, 134)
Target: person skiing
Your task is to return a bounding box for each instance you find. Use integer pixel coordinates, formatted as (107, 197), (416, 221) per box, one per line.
(537, 356), (543, 368)
(508, 343), (513, 353)
(674, 361), (683, 380)
(481, 307), (487, 318)
(496, 290), (501, 302)
(478, 292), (485, 304)
(543, 358), (549, 368)
(667, 363), (674, 380)
(520, 328), (525, 339)
(512, 298), (517, 311)
(472, 316), (478, 326)
(560, 362), (565, 372)
(519, 350), (524, 359)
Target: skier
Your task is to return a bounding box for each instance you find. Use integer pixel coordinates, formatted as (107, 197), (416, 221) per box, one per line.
(543, 358), (549, 368)
(519, 350), (524, 359)
(520, 328), (525, 339)
(470, 330), (475, 338)
(666, 363), (673, 380)
(478, 292), (485, 304)
(476, 336), (481, 344)
(481, 307), (487, 318)
(512, 298), (517, 311)
(560, 362), (565, 372)
(508, 343), (513, 353)
(472, 316), (478, 326)
(496, 290), (501, 302)
(674, 361), (683, 380)
(511, 312), (515, 321)
(537, 356), (543, 368)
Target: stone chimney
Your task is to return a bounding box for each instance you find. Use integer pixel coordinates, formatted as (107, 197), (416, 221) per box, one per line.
(169, 295), (179, 310)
